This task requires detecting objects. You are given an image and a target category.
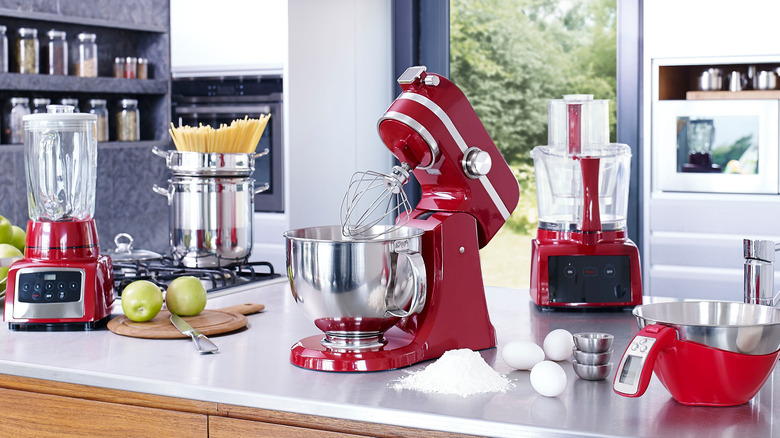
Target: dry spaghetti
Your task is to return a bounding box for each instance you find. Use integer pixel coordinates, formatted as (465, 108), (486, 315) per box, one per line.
(168, 114), (270, 154)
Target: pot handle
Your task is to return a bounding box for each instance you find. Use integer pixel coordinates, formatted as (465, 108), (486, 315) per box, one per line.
(253, 148), (270, 159)
(151, 146), (169, 159)
(385, 241), (427, 318)
(613, 324), (677, 398)
(254, 183), (270, 195)
(152, 184), (174, 204)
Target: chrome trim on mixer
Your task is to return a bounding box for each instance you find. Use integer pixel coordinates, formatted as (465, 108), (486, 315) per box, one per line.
(378, 111), (439, 170)
(397, 92), (512, 220)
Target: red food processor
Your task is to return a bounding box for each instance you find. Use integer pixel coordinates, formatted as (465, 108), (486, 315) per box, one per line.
(530, 95), (642, 308)
(286, 66), (520, 371)
(614, 301), (780, 406)
(4, 105), (114, 330)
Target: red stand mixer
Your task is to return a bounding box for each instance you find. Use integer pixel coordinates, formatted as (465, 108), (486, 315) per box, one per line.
(4, 105), (114, 330)
(285, 66), (519, 371)
(530, 95), (642, 308)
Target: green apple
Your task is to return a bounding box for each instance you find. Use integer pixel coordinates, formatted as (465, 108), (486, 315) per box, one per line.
(0, 243), (23, 293)
(121, 280), (164, 322)
(0, 215), (12, 245)
(165, 276), (207, 316)
(10, 225), (25, 253)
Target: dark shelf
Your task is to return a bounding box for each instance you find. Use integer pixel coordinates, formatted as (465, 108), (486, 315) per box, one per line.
(0, 8), (167, 33)
(0, 73), (168, 94)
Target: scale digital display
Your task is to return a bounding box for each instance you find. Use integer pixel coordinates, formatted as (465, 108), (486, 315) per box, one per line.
(619, 355), (641, 386)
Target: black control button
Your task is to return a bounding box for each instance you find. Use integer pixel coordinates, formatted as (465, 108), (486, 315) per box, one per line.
(58, 290), (67, 300)
(43, 291), (54, 301)
(604, 264), (616, 277)
(57, 282), (66, 290)
(22, 283), (30, 292)
(583, 267), (598, 277)
(33, 283), (42, 291)
(31, 291), (41, 301)
(69, 282), (79, 291)
(45, 282), (54, 291)
(564, 266), (576, 278)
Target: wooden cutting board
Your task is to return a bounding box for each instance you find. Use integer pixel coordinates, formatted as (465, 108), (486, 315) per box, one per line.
(107, 303), (265, 339)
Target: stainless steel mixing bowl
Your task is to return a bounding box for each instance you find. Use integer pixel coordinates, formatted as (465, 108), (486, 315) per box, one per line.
(284, 225), (427, 350)
(634, 301), (780, 355)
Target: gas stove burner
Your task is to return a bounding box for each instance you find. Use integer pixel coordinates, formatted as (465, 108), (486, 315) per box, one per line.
(112, 257), (279, 296)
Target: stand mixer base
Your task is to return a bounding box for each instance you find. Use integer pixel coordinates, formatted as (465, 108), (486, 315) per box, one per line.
(291, 329), (431, 372)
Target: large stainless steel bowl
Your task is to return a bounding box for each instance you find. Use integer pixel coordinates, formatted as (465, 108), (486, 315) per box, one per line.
(634, 301), (780, 355)
(284, 225), (427, 351)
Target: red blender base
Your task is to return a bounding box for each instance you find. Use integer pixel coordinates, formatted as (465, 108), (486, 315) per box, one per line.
(4, 219), (115, 331)
(290, 212), (497, 372)
(530, 229), (642, 308)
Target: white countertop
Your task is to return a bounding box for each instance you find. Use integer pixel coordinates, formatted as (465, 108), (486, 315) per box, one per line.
(0, 281), (778, 438)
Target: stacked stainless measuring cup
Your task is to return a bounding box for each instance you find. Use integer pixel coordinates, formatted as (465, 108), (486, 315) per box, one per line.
(152, 147), (269, 268)
(572, 332), (614, 381)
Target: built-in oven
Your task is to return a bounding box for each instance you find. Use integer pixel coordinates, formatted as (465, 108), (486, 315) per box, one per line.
(171, 75), (283, 212)
(654, 99), (779, 194)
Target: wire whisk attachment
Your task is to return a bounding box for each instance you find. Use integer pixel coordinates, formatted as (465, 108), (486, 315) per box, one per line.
(341, 164), (413, 238)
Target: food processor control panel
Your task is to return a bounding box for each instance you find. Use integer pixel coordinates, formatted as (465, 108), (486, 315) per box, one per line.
(548, 255), (631, 303)
(11, 267), (85, 319)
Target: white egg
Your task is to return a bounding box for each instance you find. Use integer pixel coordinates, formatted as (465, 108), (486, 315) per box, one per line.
(543, 329), (574, 361)
(502, 341), (545, 370)
(530, 360), (568, 397)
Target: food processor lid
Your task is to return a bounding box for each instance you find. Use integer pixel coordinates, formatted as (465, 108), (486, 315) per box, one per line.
(547, 94), (611, 155)
(23, 104), (96, 130)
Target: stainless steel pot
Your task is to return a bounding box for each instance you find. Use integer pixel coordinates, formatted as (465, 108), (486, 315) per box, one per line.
(152, 146), (269, 177)
(153, 176), (269, 268)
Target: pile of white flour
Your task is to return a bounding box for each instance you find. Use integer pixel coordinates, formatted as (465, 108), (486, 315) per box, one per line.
(391, 349), (511, 397)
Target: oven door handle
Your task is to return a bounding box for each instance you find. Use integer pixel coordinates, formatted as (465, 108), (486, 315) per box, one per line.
(174, 104), (274, 115)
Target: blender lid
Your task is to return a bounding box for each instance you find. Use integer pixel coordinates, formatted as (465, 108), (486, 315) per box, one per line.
(23, 105), (96, 129)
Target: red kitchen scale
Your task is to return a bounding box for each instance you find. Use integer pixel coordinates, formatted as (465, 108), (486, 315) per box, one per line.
(4, 105), (114, 330)
(529, 95), (642, 308)
(289, 66), (520, 371)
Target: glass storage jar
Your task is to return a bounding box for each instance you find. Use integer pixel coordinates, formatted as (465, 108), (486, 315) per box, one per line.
(117, 99), (139, 141)
(137, 57), (148, 79)
(60, 98), (79, 112)
(46, 29), (67, 75)
(4, 97), (30, 144)
(0, 25), (7, 73)
(16, 28), (39, 74)
(113, 56), (124, 78)
(32, 98), (50, 114)
(124, 57), (137, 79)
(75, 32), (97, 77)
(88, 99), (109, 142)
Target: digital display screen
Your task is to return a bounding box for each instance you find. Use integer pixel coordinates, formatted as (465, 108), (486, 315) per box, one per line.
(619, 355), (642, 386)
(44, 274), (56, 281)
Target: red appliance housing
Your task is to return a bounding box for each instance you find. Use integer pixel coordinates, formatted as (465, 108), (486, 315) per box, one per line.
(290, 66), (520, 371)
(4, 219), (114, 330)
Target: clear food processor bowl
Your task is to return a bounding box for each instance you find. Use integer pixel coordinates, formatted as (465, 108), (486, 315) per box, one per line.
(531, 143), (631, 231)
(23, 105), (98, 221)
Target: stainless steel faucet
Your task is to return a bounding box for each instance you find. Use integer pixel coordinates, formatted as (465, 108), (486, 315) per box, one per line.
(743, 239), (780, 307)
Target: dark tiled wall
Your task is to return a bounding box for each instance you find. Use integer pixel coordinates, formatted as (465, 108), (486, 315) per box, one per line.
(0, 143), (171, 253)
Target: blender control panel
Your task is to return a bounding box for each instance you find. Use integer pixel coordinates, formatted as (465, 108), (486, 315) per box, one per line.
(548, 255), (631, 303)
(16, 269), (84, 303)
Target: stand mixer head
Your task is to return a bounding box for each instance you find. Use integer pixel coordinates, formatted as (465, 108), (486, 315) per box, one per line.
(286, 66), (520, 371)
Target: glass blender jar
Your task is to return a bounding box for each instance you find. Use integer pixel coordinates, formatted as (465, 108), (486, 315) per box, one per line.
(529, 95), (642, 308)
(4, 104), (114, 331)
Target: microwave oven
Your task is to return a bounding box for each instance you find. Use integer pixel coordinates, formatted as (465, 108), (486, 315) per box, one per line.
(653, 99), (779, 194)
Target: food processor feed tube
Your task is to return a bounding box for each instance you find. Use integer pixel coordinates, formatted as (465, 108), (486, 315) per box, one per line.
(530, 95), (642, 308)
(4, 105), (114, 330)
(288, 66), (520, 371)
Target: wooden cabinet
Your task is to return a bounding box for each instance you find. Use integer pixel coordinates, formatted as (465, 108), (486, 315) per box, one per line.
(0, 374), (467, 438)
